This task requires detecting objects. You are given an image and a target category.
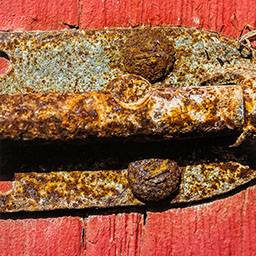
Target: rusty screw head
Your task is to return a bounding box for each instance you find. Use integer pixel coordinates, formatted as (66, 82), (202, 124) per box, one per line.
(128, 158), (180, 202)
(121, 28), (175, 83)
(106, 74), (151, 109)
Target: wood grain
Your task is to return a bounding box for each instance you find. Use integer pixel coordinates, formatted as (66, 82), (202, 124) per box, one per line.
(83, 213), (143, 256)
(79, 186), (256, 256)
(141, 186), (256, 256)
(0, 0), (256, 38)
(0, 0), (79, 31)
(0, 217), (83, 256)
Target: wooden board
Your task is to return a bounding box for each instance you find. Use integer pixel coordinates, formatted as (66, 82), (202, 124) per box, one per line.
(0, 0), (256, 255)
(0, 0), (256, 38)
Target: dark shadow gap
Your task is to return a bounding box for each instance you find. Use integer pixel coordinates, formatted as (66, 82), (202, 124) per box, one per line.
(0, 133), (250, 180)
(0, 50), (10, 60)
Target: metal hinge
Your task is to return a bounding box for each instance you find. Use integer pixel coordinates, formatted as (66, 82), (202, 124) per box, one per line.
(0, 26), (256, 213)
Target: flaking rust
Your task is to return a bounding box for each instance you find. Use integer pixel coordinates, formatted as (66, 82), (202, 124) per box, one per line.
(0, 26), (255, 142)
(201, 64), (256, 146)
(127, 159), (181, 202)
(1, 160), (255, 212)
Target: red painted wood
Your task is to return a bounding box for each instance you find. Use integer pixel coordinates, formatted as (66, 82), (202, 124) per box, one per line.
(0, 186), (255, 255)
(0, 0), (255, 38)
(141, 186), (256, 256)
(83, 213), (143, 256)
(0, 57), (10, 75)
(0, 1), (256, 255)
(0, 217), (83, 256)
(0, 181), (12, 194)
(79, 0), (256, 38)
(79, 186), (255, 256)
(0, 0), (79, 31)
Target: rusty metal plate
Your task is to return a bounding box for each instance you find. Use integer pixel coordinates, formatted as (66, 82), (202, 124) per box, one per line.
(0, 26), (254, 94)
(1, 161), (255, 212)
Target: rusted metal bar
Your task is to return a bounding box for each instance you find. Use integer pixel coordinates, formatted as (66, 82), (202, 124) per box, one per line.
(201, 64), (256, 146)
(0, 26), (255, 143)
(0, 78), (244, 141)
(1, 160), (255, 212)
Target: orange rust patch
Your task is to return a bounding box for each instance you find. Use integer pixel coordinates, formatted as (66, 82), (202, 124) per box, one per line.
(128, 159), (180, 202)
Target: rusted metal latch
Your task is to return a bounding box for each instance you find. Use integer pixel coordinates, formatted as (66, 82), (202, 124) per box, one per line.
(0, 26), (256, 212)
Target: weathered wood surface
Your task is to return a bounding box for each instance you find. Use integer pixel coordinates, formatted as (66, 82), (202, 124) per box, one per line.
(0, 0), (256, 255)
(0, 0), (256, 38)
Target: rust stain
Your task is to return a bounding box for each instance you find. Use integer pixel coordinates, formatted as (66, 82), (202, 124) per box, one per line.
(176, 162), (256, 202)
(0, 160), (255, 212)
(0, 169), (142, 212)
(200, 64), (256, 146)
(0, 26), (255, 144)
(121, 28), (175, 83)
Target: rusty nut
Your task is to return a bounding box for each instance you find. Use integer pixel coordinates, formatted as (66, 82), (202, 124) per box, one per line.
(128, 158), (180, 202)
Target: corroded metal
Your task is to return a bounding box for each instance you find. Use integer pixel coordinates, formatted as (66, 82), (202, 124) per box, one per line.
(0, 26), (256, 213)
(1, 160), (255, 212)
(0, 26), (255, 94)
(176, 162), (256, 203)
(0, 169), (141, 212)
(121, 29), (175, 82)
(0, 76), (244, 141)
(0, 26), (256, 143)
(201, 64), (256, 146)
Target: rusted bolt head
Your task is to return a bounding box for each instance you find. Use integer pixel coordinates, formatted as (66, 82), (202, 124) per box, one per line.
(128, 159), (180, 202)
(121, 28), (175, 83)
(106, 74), (151, 108)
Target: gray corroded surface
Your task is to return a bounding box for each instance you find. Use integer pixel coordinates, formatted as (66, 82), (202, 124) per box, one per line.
(0, 26), (256, 213)
(0, 26), (254, 94)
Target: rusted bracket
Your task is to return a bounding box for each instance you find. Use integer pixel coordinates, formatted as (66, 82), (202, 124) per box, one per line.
(0, 27), (256, 144)
(1, 160), (255, 212)
(0, 26), (256, 213)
